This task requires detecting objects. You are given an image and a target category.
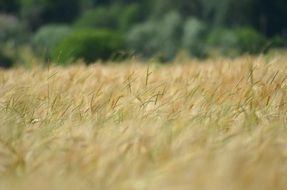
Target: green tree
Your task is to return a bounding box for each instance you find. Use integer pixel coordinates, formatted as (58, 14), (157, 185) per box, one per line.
(20, 0), (80, 30)
(252, 0), (287, 36)
(128, 11), (183, 60)
(52, 29), (125, 64)
(151, 0), (202, 18)
(0, 0), (20, 13)
(200, 0), (287, 37)
(0, 14), (25, 46)
(32, 25), (72, 61)
(75, 4), (140, 31)
(182, 17), (208, 58)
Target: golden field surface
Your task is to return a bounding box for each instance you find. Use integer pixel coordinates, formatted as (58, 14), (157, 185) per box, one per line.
(0, 55), (287, 190)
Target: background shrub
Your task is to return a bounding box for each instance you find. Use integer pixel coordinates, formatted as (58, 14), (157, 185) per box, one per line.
(0, 50), (14, 69)
(206, 27), (269, 56)
(0, 0), (19, 13)
(127, 21), (159, 58)
(128, 11), (182, 61)
(51, 29), (125, 64)
(234, 27), (267, 54)
(206, 28), (238, 56)
(268, 35), (286, 48)
(32, 25), (72, 61)
(20, 0), (80, 30)
(0, 14), (25, 46)
(74, 4), (141, 32)
(181, 17), (208, 58)
(1, 0), (285, 67)
(158, 11), (182, 61)
(128, 13), (211, 60)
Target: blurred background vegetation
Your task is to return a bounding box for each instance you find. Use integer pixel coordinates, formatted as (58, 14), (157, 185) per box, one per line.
(0, 0), (286, 67)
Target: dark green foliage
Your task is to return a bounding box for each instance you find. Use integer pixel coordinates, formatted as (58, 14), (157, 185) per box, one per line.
(128, 21), (159, 58)
(252, 0), (287, 37)
(128, 13), (209, 60)
(51, 30), (125, 64)
(16, 0), (285, 37)
(0, 0), (19, 13)
(207, 28), (238, 56)
(0, 0), (285, 66)
(182, 17), (208, 58)
(0, 14), (25, 46)
(235, 27), (267, 54)
(32, 25), (72, 61)
(207, 27), (268, 56)
(74, 4), (141, 31)
(201, 0), (254, 27)
(268, 35), (286, 48)
(128, 12), (183, 60)
(119, 4), (142, 31)
(207, 28), (237, 47)
(20, 0), (80, 30)
(0, 50), (14, 69)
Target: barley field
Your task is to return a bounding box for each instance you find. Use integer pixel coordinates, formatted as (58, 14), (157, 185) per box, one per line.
(0, 55), (287, 190)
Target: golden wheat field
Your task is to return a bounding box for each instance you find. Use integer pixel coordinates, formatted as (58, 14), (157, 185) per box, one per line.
(0, 55), (287, 190)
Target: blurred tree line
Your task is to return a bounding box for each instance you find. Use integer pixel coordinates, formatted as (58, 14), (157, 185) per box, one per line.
(0, 0), (286, 67)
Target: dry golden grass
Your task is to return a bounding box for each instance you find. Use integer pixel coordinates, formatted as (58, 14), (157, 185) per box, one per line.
(0, 55), (287, 190)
